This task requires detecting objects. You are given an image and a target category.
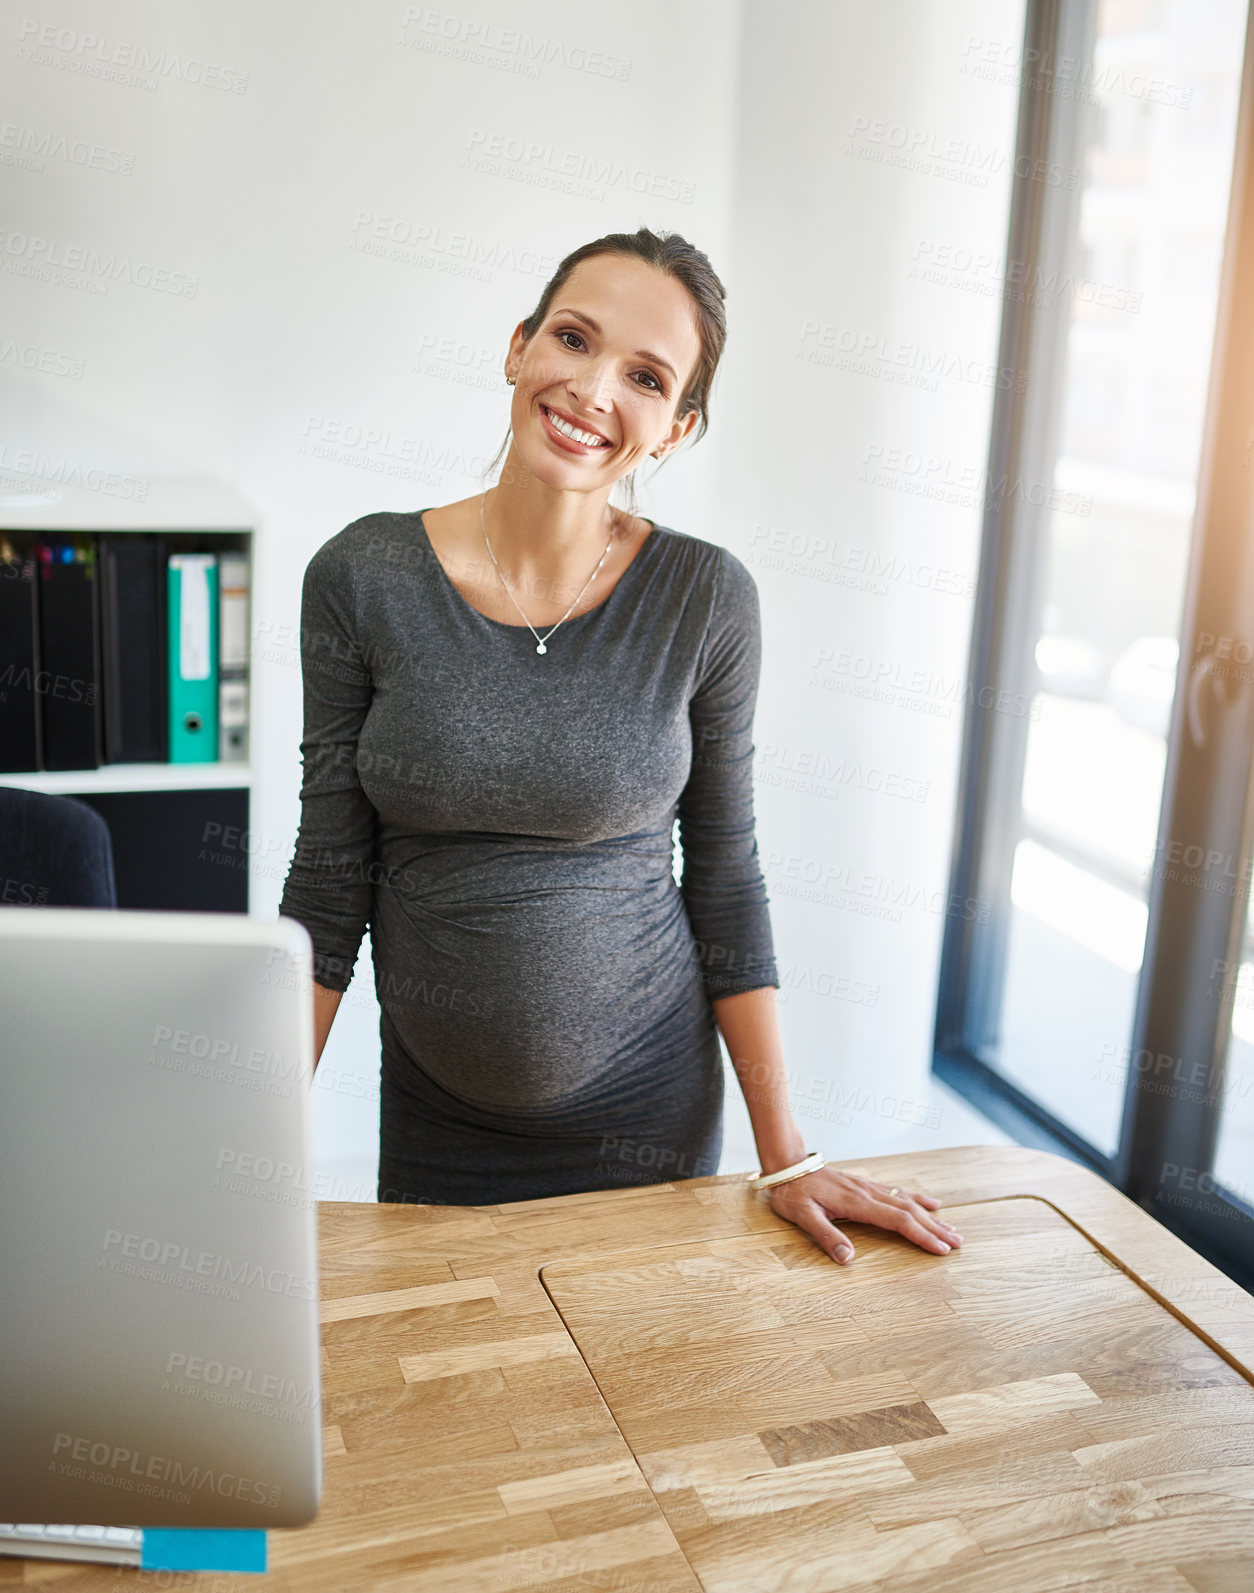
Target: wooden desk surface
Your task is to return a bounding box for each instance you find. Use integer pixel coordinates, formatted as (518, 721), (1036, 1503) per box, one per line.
(8, 1145), (1254, 1591)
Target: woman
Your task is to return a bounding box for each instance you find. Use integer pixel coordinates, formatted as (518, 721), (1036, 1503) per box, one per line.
(278, 226), (962, 1267)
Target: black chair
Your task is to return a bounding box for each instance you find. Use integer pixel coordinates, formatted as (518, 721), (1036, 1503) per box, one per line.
(0, 787), (117, 908)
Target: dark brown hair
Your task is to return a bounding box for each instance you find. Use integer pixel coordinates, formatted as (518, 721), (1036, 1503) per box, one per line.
(482, 227), (727, 515)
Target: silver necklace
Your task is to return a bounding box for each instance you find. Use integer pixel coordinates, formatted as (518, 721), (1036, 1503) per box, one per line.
(479, 490), (614, 655)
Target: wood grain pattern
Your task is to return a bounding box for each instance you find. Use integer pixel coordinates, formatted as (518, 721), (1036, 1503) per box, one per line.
(541, 1196), (1254, 1591)
(4, 1146), (1252, 1590)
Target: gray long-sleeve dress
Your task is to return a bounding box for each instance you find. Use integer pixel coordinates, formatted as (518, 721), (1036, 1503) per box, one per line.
(277, 507), (779, 1205)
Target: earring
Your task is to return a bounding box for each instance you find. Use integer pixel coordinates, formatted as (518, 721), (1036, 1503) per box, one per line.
(505, 376), (515, 386)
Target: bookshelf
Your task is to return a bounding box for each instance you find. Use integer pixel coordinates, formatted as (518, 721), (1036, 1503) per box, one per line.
(0, 479), (257, 911)
(0, 763), (252, 796)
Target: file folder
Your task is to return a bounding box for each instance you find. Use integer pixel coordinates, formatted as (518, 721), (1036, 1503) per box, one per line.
(0, 539), (41, 772)
(99, 534), (168, 763)
(167, 553), (219, 762)
(37, 537), (103, 771)
(217, 550), (249, 762)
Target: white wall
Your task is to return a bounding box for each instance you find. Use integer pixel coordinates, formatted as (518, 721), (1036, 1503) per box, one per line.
(3, 0), (1022, 1195)
(712, 0), (1025, 1169)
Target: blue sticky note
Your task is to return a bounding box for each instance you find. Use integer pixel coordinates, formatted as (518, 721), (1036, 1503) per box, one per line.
(140, 1529), (267, 1573)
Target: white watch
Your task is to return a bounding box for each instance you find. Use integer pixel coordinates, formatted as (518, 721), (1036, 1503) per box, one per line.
(747, 1150), (826, 1190)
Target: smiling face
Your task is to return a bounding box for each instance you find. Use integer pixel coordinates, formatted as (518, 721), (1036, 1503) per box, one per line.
(504, 253), (705, 492)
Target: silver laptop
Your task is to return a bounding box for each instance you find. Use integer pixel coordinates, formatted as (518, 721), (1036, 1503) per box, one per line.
(0, 908), (323, 1534)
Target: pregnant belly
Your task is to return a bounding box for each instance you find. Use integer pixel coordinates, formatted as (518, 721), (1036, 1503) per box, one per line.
(370, 856), (703, 1112)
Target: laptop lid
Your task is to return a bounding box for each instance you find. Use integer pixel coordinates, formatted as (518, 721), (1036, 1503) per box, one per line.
(0, 908), (322, 1528)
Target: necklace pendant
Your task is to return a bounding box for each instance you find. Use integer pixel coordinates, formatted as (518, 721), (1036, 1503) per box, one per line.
(536, 641), (547, 654)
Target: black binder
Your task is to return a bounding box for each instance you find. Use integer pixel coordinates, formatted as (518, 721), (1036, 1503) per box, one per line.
(0, 541), (41, 773)
(98, 534), (168, 763)
(37, 536), (103, 771)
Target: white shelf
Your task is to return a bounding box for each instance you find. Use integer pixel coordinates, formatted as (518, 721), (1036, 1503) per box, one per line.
(0, 764), (253, 795)
(0, 479), (257, 532)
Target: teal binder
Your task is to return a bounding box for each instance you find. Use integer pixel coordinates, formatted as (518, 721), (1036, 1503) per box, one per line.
(167, 553), (219, 762)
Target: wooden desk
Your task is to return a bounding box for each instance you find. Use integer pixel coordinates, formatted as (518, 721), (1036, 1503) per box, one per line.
(8, 1145), (1254, 1590)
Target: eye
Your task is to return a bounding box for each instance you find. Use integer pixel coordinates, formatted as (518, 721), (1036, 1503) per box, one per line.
(554, 327), (665, 394)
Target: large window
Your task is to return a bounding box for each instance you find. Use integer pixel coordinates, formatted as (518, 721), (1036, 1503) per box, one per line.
(937, 0), (1254, 1287)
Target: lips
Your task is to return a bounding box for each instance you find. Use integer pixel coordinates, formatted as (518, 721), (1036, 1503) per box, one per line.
(539, 403), (612, 451)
